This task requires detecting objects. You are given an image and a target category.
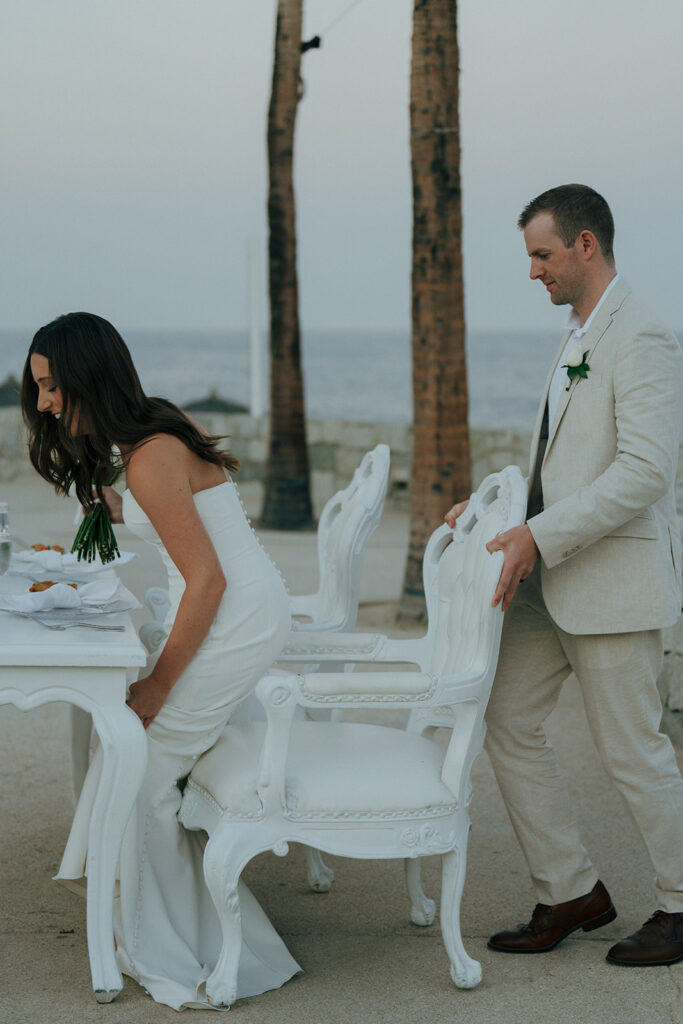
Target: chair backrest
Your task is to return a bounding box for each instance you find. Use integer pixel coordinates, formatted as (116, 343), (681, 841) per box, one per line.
(139, 447), (390, 654)
(424, 466), (527, 683)
(312, 443), (390, 631)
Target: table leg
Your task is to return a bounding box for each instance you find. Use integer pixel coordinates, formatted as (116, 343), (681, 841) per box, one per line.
(86, 703), (147, 1001)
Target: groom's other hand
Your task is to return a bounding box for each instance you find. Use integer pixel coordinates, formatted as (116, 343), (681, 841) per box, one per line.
(486, 525), (539, 611)
(444, 499), (469, 528)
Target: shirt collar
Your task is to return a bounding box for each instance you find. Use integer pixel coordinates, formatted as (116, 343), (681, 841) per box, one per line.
(565, 272), (621, 338)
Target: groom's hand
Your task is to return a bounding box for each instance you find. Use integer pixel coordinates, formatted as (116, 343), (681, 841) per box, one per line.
(486, 525), (539, 611)
(444, 499), (469, 528)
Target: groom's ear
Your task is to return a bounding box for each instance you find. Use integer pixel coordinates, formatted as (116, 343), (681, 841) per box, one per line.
(577, 229), (599, 260)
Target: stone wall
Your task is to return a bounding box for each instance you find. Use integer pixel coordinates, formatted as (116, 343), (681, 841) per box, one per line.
(158, 412), (534, 514)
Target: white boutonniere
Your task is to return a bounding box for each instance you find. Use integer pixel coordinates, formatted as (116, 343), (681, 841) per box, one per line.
(562, 344), (590, 390)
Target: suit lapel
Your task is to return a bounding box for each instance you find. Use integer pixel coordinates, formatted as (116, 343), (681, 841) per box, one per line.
(544, 278), (632, 455)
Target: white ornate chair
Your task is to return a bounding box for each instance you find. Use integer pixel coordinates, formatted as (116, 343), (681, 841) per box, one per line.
(137, 443), (391, 656)
(288, 442), (391, 633)
(177, 466), (526, 1006)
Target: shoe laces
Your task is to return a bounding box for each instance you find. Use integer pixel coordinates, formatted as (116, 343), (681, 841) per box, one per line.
(637, 910), (679, 939)
(526, 903), (553, 934)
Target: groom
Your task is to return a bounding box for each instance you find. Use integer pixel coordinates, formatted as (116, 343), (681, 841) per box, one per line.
(447, 184), (683, 965)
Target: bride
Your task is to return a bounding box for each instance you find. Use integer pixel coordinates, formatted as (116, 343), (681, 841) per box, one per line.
(21, 311), (300, 1009)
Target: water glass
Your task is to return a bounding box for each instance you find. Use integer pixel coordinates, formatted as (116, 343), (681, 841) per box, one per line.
(0, 535), (10, 575)
(0, 501), (10, 575)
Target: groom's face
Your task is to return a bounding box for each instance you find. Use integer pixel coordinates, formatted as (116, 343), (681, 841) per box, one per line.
(523, 212), (585, 309)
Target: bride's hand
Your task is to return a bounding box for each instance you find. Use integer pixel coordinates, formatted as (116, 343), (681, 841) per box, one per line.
(101, 486), (124, 523)
(80, 486), (124, 523)
(126, 675), (170, 729)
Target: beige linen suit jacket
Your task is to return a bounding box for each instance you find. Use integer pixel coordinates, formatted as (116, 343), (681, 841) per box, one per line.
(527, 278), (683, 635)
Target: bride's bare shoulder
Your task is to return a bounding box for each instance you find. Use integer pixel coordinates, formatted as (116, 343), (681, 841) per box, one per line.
(126, 435), (191, 484)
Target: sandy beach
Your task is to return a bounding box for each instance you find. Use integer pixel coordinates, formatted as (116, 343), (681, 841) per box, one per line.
(1, 473), (682, 1024)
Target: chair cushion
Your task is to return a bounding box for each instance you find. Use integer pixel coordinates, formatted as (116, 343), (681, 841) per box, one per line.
(183, 722), (457, 824)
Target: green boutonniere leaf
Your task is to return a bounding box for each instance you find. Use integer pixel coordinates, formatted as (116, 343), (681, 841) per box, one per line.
(563, 351), (591, 390)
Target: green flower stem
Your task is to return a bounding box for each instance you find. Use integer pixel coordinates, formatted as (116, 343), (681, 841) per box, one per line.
(71, 502), (120, 564)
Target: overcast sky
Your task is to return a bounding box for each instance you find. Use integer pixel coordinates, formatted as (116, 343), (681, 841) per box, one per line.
(1, 0), (681, 335)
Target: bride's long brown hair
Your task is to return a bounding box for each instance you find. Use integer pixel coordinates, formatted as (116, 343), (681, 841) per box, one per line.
(21, 312), (239, 509)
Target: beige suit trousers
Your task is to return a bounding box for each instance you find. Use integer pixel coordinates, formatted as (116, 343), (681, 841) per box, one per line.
(484, 563), (683, 912)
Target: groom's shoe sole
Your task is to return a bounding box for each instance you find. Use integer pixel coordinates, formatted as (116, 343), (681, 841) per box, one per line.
(488, 880), (617, 953)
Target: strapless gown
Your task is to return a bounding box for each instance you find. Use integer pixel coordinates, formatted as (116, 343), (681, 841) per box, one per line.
(57, 481), (300, 1009)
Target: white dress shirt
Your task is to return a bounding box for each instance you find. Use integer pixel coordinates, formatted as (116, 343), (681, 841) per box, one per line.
(547, 273), (621, 428)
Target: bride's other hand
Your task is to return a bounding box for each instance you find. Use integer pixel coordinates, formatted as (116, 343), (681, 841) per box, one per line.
(101, 486), (124, 523)
(79, 486), (124, 523)
(127, 675), (170, 729)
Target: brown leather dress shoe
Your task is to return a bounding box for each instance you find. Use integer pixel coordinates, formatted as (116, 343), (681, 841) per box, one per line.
(488, 880), (617, 953)
(606, 911), (683, 966)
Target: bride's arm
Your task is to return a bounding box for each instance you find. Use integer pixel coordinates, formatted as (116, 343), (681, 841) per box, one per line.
(124, 436), (227, 728)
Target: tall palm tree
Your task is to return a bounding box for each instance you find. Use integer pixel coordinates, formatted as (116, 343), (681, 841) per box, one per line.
(260, 0), (315, 530)
(400, 0), (470, 617)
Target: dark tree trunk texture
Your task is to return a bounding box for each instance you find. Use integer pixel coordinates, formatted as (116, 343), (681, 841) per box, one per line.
(400, 0), (470, 618)
(260, 0), (315, 530)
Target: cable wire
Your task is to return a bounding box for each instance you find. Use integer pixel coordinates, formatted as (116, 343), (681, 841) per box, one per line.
(321, 0), (370, 36)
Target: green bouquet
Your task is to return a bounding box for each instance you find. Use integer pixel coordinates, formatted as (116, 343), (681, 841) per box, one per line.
(71, 462), (123, 564)
(71, 501), (120, 564)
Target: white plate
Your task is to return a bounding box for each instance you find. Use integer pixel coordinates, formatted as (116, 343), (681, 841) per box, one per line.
(9, 549), (136, 583)
(0, 578), (140, 617)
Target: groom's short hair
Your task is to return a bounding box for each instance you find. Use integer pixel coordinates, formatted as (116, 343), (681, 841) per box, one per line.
(518, 184), (615, 261)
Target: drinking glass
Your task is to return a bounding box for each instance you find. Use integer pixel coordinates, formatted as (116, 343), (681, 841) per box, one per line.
(0, 536), (10, 575)
(0, 501), (11, 575)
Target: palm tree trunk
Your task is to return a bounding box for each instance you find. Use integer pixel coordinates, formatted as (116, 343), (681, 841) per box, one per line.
(260, 0), (315, 530)
(400, 0), (470, 618)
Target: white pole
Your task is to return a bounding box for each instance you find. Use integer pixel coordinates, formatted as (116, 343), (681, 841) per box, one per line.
(247, 238), (264, 419)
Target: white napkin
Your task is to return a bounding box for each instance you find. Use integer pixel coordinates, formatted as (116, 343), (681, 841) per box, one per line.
(0, 577), (141, 616)
(9, 548), (135, 580)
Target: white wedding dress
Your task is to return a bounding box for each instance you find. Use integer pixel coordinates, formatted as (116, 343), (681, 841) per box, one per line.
(57, 481), (301, 1010)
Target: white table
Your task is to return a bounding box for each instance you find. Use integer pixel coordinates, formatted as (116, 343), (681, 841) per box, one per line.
(0, 581), (147, 1002)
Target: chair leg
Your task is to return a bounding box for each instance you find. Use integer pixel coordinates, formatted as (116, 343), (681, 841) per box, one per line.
(404, 858), (435, 926)
(70, 705), (92, 802)
(440, 849), (481, 989)
(202, 824), (243, 1008)
(307, 848), (335, 892)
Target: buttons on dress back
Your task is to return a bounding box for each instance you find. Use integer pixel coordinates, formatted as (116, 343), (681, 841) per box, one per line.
(234, 484), (290, 595)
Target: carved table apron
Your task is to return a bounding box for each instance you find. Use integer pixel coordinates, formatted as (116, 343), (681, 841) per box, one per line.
(0, 582), (147, 1003)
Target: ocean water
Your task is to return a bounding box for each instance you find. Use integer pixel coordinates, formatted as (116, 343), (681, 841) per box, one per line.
(2, 326), (568, 432)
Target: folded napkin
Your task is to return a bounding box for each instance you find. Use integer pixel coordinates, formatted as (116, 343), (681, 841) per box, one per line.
(0, 577), (141, 616)
(9, 548), (135, 580)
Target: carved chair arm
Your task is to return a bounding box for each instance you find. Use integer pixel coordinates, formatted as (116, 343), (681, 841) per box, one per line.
(292, 670), (439, 709)
(290, 615), (353, 633)
(280, 631), (385, 659)
(253, 674), (297, 814)
(293, 663), (491, 709)
(279, 631), (430, 668)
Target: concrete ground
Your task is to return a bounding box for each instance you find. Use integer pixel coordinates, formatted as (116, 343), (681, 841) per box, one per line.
(1, 477), (682, 1024)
